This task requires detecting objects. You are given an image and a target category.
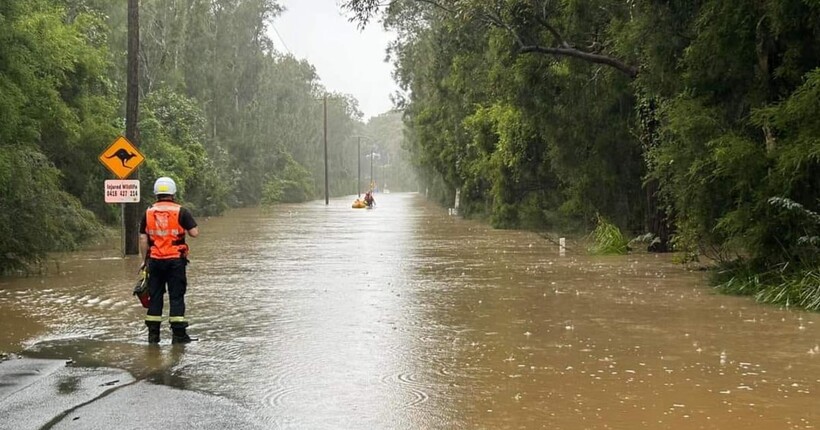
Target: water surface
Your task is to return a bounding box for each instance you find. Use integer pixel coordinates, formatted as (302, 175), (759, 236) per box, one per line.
(1, 193), (818, 429)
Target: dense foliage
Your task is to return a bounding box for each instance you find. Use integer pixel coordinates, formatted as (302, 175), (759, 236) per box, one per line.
(343, 0), (820, 306)
(0, 0), (114, 269)
(0, 0), (415, 272)
(3, 0), (817, 309)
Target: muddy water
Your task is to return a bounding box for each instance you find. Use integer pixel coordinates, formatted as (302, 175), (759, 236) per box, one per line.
(1, 193), (819, 429)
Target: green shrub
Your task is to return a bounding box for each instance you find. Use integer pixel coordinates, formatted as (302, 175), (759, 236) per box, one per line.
(588, 215), (629, 255)
(262, 157), (314, 204)
(0, 146), (101, 273)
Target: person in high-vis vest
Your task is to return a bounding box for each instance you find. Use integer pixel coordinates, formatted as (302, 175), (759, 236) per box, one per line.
(139, 177), (199, 344)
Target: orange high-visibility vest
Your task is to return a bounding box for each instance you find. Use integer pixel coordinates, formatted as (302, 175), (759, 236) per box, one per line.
(145, 201), (189, 259)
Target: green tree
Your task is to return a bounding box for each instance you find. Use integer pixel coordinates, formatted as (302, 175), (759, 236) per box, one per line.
(140, 89), (229, 215)
(344, 0), (820, 307)
(0, 0), (114, 271)
(344, 0), (644, 231)
(0, 146), (101, 272)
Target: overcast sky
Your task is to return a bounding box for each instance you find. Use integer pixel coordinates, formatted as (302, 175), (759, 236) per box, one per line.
(269, 0), (399, 121)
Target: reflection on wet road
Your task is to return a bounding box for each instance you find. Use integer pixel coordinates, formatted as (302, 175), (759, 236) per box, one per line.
(1, 193), (819, 428)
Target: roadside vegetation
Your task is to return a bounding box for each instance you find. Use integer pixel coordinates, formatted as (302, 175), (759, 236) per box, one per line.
(0, 0), (417, 273)
(343, 0), (820, 309)
(588, 216), (628, 256)
(2, 0), (818, 309)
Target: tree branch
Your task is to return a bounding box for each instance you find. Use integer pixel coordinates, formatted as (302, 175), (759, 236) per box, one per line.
(533, 15), (570, 49)
(520, 45), (638, 78)
(343, 0), (639, 78)
(416, 0), (454, 15)
(482, 8), (530, 49)
(493, 2), (637, 79)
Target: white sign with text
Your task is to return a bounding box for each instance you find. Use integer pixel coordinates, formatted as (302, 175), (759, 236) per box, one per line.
(105, 179), (140, 203)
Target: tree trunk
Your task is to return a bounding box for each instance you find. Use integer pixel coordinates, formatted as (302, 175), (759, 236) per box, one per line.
(636, 94), (671, 252)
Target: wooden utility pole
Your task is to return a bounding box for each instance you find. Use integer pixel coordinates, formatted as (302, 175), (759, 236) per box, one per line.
(124, 0), (141, 255)
(323, 95), (329, 205)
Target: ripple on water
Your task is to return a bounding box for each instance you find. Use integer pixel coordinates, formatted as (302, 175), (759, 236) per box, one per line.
(259, 358), (319, 409)
(109, 300), (130, 309)
(380, 371), (430, 408)
(262, 384), (300, 408)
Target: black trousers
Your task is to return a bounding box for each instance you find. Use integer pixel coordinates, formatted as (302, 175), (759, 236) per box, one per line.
(145, 258), (188, 329)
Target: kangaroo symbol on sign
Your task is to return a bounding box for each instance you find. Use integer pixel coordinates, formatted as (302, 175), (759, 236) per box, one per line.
(106, 148), (137, 167)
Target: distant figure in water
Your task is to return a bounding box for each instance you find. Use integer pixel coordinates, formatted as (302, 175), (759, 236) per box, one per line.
(364, 191), (375, 208)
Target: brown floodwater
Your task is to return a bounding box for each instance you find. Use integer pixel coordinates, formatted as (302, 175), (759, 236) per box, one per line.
(1, 193), (819, 429)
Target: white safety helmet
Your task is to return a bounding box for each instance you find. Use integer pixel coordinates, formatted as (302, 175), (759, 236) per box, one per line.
(153, 177), (177, 196)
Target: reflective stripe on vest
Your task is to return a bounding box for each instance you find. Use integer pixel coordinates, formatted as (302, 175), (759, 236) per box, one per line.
(145, 201), (188, 259)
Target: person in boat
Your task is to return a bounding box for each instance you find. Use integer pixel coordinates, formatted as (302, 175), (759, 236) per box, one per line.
(364, 190), (375, 207)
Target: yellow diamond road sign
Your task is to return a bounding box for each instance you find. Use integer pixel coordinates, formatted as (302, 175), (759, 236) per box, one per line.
(99, 136), (145, 179)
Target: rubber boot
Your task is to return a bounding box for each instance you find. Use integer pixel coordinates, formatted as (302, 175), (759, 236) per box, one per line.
(171, 327), (192, 344)
(147, 322), (161, 344)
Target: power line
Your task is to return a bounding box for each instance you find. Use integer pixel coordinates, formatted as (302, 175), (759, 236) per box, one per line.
(271, 23), (292, 55)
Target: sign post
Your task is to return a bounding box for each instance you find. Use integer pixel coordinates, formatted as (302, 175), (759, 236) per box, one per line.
(99, 136), (145, 256)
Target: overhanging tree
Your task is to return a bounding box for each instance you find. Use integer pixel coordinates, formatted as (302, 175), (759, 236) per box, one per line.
(344, 0), (673, 246)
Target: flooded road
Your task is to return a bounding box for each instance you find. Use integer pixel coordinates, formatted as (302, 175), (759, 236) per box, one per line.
(1, 193), (819, 429)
